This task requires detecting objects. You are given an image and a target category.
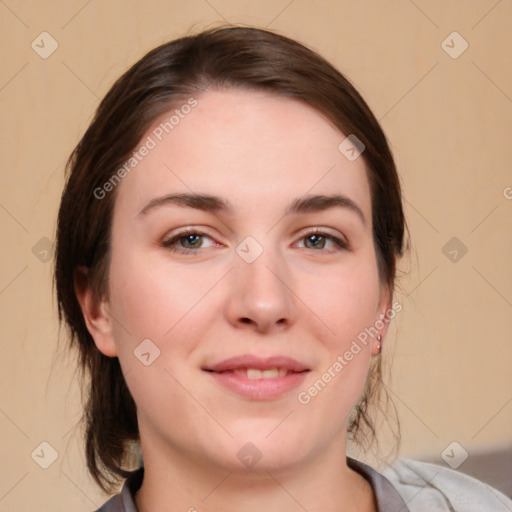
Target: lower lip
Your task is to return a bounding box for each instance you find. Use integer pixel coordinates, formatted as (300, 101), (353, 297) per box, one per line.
(206, 370), (309, 400)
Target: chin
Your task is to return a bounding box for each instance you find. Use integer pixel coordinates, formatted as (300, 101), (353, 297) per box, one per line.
(210, 423), (317, 475)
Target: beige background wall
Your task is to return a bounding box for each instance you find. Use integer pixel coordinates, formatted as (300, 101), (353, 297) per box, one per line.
(1, 0), (511, 510)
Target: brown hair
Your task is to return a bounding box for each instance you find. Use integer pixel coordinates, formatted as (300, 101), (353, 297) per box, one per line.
(55, 25), (408, 492)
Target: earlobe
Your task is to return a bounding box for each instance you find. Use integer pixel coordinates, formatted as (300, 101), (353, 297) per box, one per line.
(74, 266), (118, 357)
(372, 334), (383, 356)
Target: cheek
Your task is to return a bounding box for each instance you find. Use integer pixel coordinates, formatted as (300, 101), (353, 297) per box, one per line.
(105, 254), (215, 421)
(298, 255), (382, 345)
(295, 256), (380, 404)
(107, 249), (223, 344)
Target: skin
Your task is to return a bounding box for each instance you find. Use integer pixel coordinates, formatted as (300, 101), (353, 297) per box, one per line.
(76, 89), (392, 512)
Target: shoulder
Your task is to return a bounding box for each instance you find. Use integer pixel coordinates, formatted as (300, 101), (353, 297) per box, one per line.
(382, 457), (512, 511)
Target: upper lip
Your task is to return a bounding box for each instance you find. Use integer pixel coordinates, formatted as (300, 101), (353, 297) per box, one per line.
(204, 355), (309, 373)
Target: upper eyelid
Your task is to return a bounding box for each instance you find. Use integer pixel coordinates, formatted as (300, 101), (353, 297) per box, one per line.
(162, 228), (216, 245)
(163, 226), (344, 238)
(295, 226), (345, 238)
(292, 227), (349, 247)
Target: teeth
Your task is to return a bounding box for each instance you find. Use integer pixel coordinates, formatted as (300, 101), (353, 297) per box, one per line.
(240, 368), (286, 379)
(247, 368), (263, 380)
(262, 368), (279, 379)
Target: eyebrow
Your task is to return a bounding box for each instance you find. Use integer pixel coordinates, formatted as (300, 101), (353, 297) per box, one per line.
(287, 194), (366, 225)
(138, 192), (366, 226)
(139, 193), (231, 216)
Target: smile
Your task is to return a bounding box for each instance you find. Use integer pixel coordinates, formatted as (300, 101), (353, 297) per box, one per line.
(203, 355), (310, 400)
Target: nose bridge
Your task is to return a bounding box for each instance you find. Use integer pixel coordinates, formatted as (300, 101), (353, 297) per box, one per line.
(226, 235), (295, 331)
(236, 237), (289, 299)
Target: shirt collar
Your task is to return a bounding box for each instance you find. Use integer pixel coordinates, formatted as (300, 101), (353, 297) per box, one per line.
(347, 457), (410, 511)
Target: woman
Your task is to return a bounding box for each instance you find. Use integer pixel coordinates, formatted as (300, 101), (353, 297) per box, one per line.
(55, 26), (511, 511)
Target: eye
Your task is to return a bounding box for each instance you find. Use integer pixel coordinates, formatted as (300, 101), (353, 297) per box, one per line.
(295, 229), (349, 252)
(161, 229), (219, 254)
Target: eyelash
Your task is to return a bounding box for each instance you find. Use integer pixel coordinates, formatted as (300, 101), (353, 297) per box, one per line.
(161, 228), (349, 255)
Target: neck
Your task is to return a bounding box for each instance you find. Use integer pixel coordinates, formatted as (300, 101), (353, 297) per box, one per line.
(134, 435), (376, 512)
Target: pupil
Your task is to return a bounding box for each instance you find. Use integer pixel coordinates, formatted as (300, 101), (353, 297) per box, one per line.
(308, 235), (324, 248)
(184, 234), (200, 247)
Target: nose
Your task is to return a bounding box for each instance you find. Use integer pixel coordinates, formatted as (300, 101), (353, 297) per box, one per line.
(223, 243), (296, 334)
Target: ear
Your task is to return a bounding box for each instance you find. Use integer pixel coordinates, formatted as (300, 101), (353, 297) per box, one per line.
(371, 283), (393, 356)
(74, 266), (118, 357)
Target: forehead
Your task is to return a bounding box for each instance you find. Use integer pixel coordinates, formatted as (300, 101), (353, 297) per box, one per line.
(113, 89), (371, 223)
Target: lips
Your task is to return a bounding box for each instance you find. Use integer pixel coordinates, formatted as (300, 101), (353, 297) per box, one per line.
(203, 355), (310, 399)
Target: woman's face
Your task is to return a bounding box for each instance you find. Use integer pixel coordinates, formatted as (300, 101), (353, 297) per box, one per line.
(84, 89), (390, 474)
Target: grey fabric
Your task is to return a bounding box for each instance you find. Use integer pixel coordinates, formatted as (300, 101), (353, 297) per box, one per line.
(347, 458), (411, 511)
(94, 457), (409, 511)
(383, 458), (512, 511)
